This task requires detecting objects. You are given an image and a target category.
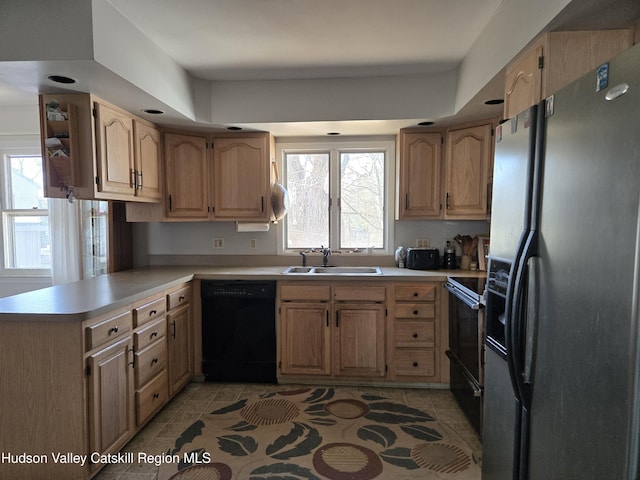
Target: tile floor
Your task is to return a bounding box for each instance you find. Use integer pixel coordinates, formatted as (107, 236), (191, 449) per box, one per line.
(94, 382), (482, 480)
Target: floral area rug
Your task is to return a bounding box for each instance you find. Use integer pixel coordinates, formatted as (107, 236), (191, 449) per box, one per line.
(158, 387), (480, 480)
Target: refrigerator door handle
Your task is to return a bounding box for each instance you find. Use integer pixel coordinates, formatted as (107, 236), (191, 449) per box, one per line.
(523, 256), (540, 385)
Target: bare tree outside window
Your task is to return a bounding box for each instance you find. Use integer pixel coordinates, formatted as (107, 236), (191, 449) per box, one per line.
(283, 144), (390, 253)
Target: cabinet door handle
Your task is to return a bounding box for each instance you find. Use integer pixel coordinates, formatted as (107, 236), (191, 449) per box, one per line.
(128, 347), (135, 367)
(446, 192), (450, 209)
(172, 320), (176, 339)
(326, 310), (329, 327)
(335, 311), (339, 328)
(405, 193), (408, 210)
(168, 195), (173, 211)
(261, 196), (265, 212)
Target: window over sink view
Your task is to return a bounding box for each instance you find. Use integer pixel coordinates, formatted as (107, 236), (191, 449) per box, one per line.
(279, 140), (394, 255)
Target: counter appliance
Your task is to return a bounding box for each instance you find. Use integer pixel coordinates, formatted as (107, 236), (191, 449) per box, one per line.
(483, 43), (640, 480)
(406, 247), (440, 270)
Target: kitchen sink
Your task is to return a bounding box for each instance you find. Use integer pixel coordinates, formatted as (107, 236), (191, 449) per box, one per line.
(282, 266), (314, 274)
(282, 266), (382, 275)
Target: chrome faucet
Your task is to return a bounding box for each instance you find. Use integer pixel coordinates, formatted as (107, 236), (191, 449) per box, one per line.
(299, 251), (307, 267)
(322, 247), (331, 267)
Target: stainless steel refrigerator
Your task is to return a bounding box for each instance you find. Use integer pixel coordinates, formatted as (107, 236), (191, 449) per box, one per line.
(482, 42), (640, 480)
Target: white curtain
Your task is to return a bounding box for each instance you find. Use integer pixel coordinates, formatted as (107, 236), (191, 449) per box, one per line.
(48, 198), (82, 285)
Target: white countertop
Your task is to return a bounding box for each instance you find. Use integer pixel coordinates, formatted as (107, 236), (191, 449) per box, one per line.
(0, 265), (485, 321)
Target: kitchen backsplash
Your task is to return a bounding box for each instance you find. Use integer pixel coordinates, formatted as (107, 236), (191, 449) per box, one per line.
(133, 220), (489, 267)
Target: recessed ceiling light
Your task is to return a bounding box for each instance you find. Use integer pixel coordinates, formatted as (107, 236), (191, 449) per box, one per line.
(485, 99), (504, 105)
(418, 121), (434, 126)
(143, 109), (164, 115)
(227, 126), (243, 131)
(327, 132), (340, 136)
(47, 75), (76, 84)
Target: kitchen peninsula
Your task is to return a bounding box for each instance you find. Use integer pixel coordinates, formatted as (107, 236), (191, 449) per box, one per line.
(0, 265), (484, 480)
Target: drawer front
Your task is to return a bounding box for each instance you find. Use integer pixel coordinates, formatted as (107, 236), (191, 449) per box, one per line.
(394, 303), (435, 319)
(394, 349), (436, 377)
(395, 321), (435, 347)
(133, 317), (166, 352)
(280, 284), (331, 302)
(136, 371), (168, 426)
(394, 284), (437, 302)
(85, 309), (131, 351)
(135, 340), (166, 388)
(334, 285), (386, 302)
(133, 296), (165, 328)
(167, 285), (191, 311)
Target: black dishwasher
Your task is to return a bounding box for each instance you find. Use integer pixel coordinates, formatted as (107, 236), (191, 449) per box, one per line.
(201, 280), (277, 383)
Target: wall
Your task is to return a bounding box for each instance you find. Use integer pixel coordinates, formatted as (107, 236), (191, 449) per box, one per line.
(132, 218), (490, 267)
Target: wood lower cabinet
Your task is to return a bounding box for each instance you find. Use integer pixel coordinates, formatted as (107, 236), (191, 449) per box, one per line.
(280, 302), (331, 376)
(0, 282), (193, 480)
(87, 334), (135, 460)
(167, 284), (193, 395)
(389, 283), (445, 383)
(278, 282), (386, 382)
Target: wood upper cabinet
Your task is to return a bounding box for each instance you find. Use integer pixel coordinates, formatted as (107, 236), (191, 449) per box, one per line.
(39, 93), (162, 203)
(212, 135), (272, 221)
(160, 131), (273, 221)
(504, 29), (634, 119)
(396, 129), (443, 219)
(133, 122), (162, 201)
(164, 133), (210, 219)
(444, 122), (493, 220)
(95, 102), (135, 197)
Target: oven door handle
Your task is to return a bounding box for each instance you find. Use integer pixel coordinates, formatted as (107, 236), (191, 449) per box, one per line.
(445, 282), (480, 310)
(445, 350), (483, 397)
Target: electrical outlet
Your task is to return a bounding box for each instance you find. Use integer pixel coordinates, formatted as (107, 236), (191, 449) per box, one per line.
(416, 238), (430, 248)
(249, 238), (257, 249)
(212, 238), (224, 249)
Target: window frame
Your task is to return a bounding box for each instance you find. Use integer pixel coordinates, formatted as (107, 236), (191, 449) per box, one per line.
(276, 139), (395, 256)
(0, 147), (50, 277)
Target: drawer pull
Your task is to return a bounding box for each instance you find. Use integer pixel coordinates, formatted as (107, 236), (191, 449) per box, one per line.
(153, 392), (160, 399)
(413, 333), (418, 338)
(413, 362), (419, 367)
(413, 310), (419, 315)
(150, 331), (158, 338)
(179, 295), (186, 302)
(413, 292), (418, 297)
(109, 326), (119, 334)
(151, 357), (158, 365)
(149, 310), (157, 316)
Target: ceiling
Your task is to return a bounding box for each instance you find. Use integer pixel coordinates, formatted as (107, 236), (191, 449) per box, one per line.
(1, 0), (638, 136)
